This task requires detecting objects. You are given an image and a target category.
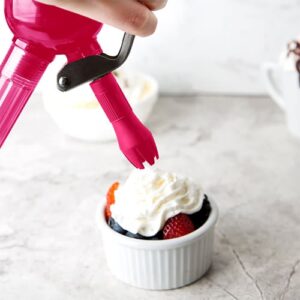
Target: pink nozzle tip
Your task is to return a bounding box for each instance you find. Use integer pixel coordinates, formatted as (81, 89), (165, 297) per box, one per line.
(112, 113), (159, 169)
(124, 148), (145, 169)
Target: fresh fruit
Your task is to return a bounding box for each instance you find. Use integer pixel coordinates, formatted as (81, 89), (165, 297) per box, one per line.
(105, 182), (119, 219)
(190, 195), (211, 229)
(108, 217), (127, 235)
(163, 213), (195, 240)
(104, 179), (211, 240)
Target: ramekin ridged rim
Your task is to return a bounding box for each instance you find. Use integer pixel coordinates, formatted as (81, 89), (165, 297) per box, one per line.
(96, 197), (218, 250)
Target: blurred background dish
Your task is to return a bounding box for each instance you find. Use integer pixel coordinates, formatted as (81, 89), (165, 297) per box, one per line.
(262, 39), (300, 138)
(42, 69), (158, 142)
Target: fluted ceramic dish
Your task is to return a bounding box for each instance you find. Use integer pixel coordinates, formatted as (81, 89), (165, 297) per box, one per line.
(97, 198), (218, 290)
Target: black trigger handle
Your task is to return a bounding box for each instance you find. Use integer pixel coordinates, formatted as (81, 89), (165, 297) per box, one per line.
(57, 33), (135, 92)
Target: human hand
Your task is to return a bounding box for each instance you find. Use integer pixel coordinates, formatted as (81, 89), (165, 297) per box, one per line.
(36, 0), (167, 37)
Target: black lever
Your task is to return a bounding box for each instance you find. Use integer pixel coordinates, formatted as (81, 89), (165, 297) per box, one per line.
(57, 33), (135, 92)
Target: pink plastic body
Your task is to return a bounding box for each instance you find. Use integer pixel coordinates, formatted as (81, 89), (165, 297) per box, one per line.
(0, 0), (158, 168)
(0, 42), (54, 146)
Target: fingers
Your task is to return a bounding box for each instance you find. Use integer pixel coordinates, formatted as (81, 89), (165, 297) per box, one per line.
(36, 0), (162, 36)
(109, 0), (158, 36)
(138, 0), (168, 11)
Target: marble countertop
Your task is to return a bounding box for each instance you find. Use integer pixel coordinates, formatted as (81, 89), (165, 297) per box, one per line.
(0, 94), (300, 300)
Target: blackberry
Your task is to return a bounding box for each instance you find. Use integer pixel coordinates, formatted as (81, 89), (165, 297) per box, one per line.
(189, 195), (211, 229)
(108, 218), (162, 240)
(108, 218), (127, 235)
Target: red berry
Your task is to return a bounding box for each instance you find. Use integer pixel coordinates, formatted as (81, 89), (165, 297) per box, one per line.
(163, 213), (195, 240)
(105, 182), (119, 220)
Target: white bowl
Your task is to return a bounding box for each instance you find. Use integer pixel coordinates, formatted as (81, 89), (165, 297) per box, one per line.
(97, 198), (218, 290)
(42, 70), (159, 142)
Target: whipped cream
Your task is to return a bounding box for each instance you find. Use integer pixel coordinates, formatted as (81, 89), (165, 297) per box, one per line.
(114, 70), (148, 105)
(110, 169), (205, 237)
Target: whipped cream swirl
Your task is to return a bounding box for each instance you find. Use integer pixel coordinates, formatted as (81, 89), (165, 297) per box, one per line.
(110, 169), (205, 237)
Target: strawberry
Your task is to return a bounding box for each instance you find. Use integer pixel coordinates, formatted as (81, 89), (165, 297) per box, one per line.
(105, 182), (119, 220)
(163, 213), (195, 239)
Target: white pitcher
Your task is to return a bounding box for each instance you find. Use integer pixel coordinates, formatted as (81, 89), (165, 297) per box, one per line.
(262, 42), (300, 138)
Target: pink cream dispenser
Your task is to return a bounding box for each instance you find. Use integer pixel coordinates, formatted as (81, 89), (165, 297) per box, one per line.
(0, 0), (158, 168)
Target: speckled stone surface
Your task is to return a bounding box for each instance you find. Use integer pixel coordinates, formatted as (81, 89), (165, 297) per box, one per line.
(0, 94), (299, 300)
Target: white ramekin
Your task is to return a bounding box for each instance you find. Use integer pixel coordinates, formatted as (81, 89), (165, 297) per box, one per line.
(97, 198), (218, 290)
